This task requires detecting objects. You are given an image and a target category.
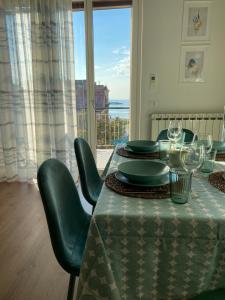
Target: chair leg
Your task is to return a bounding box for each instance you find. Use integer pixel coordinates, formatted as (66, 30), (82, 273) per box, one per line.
(67, 274), (76, 300)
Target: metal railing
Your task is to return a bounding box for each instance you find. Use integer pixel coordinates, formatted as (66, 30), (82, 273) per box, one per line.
(76, 107), (130, 148)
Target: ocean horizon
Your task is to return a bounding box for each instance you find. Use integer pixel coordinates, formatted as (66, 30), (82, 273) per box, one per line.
(109, 99), (129, 119)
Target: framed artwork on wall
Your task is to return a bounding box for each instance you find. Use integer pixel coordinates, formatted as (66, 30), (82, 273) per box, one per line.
(180, 45), (208, 82)
(182, 1), (212, 41)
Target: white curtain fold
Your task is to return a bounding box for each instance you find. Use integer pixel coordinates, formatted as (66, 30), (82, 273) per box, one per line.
(0, 0), (78, 182)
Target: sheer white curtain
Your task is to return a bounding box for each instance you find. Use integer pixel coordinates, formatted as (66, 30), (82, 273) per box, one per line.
(0, 0), (78, 182)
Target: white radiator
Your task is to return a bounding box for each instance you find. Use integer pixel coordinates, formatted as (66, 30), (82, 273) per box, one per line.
(151, 113), (224, 141)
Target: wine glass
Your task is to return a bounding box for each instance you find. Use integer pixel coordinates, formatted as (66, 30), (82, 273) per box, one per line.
(180, 143), (205, 198)
(180, 143), (205, 173)
(167, 120), (182, 144)
(192, 133), (213, 154)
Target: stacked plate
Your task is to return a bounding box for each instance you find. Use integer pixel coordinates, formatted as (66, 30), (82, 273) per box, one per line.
(212, 141), (225, 153)
(116, 160), (170, 187)
(125, 140), (158, 153)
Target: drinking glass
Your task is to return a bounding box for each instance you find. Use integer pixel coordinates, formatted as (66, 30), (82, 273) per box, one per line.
(200, 149), (217, 173)
(167, 120), (182, 143)
(170, 170), (192, 204)
(159, 140), (171, 161)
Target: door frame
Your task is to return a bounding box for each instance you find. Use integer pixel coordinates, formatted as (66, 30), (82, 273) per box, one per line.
(83, 0), (143, 156)
(130, 0), (143, 140)
(84, 0), (96, 158)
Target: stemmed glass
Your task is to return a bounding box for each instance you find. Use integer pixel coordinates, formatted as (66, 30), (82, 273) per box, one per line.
(204, 134), (213, 154)
(180, 143), (205, 173)
(192, 133), (213, 154)
(167, 120), (183, 144)
(192, 133), (212, 177)
(180, 143), (205, 198)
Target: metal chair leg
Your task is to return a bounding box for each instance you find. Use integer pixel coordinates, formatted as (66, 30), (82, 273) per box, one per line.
(67, 274), (76, 300)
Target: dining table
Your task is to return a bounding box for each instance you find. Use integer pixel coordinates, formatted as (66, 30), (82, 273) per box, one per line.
(77, 145), (225, 300)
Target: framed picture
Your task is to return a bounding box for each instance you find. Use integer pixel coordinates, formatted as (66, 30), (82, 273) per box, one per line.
(180, 46), (208, 82)
(182, 1), (212, 41)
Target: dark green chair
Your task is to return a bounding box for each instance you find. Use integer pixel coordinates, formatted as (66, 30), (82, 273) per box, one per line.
(191, 289), (225, 300)
(74, 138), (111, 209)
(37, 158), (91, 300)
(101, 150), (114, 180)
(157, 128), (195, 143)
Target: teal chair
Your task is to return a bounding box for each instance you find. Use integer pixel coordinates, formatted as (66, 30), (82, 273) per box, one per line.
(191, 289), (225, 300)
(37, 159), (91, 300)
(157, 128), (195, 143)
(74, 138), (112, 209)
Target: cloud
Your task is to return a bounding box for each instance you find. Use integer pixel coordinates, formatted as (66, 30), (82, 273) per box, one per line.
(94, 47), (130, 80)
(107, 51), (130, 77)
(112, 46), (130, 56)
(111, 56), (130, 76)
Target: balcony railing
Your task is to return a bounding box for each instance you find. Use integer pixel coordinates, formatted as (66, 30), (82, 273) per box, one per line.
(76, 107), (130, 148)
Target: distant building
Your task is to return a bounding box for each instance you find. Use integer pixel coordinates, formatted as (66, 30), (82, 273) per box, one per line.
(75, 80), (87, 110)
(75, 80), (109, 110)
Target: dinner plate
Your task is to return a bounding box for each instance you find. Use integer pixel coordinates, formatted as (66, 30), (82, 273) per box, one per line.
(124, 145), (158, 154)
(118, 160), (169, 184)
(126, 140), (158, 153)
(115, 171), (168, 187)
(212, 141), (225, 153)
(115, 171), (177, 187)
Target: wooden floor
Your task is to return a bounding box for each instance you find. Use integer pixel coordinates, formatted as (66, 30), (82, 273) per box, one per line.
(0, 182), (75, 300)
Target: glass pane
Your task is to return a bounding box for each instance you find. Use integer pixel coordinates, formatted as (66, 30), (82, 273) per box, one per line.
(93, 8), (131, 170)
(73, 10), (88, 140)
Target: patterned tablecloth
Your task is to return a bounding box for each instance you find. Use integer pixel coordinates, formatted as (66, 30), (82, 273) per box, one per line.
(77, 148), (225, 300)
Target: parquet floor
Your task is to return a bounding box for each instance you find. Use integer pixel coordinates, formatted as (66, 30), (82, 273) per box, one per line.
(0, 182), (73, 300)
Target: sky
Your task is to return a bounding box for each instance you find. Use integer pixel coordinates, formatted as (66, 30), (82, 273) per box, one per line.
(73, 8), (131, 100)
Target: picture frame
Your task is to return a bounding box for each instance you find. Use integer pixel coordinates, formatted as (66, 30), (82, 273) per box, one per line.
(179, 45), (208, 82)
(182, 1), (212, 41)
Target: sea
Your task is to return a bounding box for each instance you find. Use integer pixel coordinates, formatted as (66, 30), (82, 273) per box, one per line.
(108, 99), (129, 119)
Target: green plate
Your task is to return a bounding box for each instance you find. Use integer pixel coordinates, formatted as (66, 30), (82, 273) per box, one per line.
(124, 145), (158, 154)
(118, 160), (169, 184)
(126, 140), (158, 153)
(116, 172), (173, 187)
(212, 141), (225, 153)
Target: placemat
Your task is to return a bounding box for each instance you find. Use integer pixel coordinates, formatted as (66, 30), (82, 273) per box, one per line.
(208, 171), (225, 193)
(117, 147), (160, 159)
(105, 172), (170, 199)
(117, 147), (225, 161)
(216, 153), (225, 161)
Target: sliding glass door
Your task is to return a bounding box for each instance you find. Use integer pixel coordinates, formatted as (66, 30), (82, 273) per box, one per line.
(73, 0), (132, 170)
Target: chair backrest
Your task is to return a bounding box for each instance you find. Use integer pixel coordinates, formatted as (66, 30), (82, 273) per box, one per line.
(74, 138), (103, 206)
(157, 128), (194, 143)
(37, 158), (91, 274)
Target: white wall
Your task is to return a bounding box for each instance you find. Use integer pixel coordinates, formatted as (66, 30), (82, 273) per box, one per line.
(139, 0), (225, 139)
